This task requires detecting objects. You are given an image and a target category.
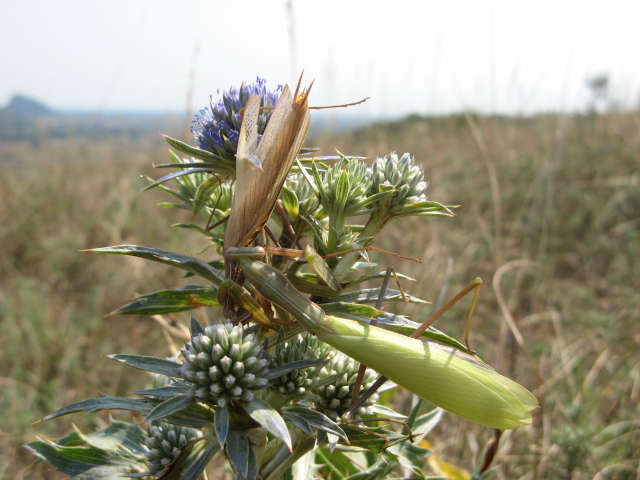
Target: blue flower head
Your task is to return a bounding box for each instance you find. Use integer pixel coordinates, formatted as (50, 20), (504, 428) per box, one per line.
(192, 77), (283, 159)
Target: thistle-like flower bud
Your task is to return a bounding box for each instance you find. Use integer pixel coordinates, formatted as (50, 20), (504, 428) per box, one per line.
(282, 173), (322, 221)
(319, 157), (371, 218)
(270, 334), (333, 397)
(144, 422), (202, 476)
(180, 322), (270, 408)
(191, 77), (283, 160)
(369, 152), (428, 209)
(314, 352), (378, 421)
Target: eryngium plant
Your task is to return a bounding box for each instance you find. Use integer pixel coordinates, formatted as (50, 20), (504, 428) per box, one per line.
(180, 322), (270, 407)
(27, 76), (537, 480)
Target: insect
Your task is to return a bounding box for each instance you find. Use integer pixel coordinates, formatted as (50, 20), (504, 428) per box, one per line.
(223, 75), (312, 274)
(226, 247), (538, 430)
(220, 75), (373, 320)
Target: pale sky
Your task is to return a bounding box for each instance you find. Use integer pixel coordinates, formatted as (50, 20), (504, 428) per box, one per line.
(2, 0), (639, 118)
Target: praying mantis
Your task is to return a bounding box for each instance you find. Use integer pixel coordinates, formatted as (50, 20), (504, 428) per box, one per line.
(215, 74), (537, 429)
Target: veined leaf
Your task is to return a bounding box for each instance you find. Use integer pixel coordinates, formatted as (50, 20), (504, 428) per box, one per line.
(159, 434), (221, 480)
(319, 302), (381, 319)
(39, 396), (213, 429)
(144, 395), (196, 423)
(141, 167), (214, 192)
(214, 406), (229, 447)
(243, 399), (292, 450)
(330, 288), (429, 305)
(266, 358), (327, 380)
(283, 407), (347, 441)
(84, 245), (225, 286)
(26, 435), (148, 479)
(107, 354), (182, 378)
(109, 286), (219, 316)
(226, 431), (250, 478)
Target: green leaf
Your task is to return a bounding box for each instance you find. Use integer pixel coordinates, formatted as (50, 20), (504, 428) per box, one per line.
(247, 447), (259, 480)
(344, 469), (388, 480)
(280, 411), (314, 437)
(319, 302), (381, 319)
(315, 448), (362, 479)
(107, 354), (182, 378)
(141, 167), (214, 192)
(402, 200), (456, 217)
(280, 186), (299, 219)
(388, 440), (432, 474)
(134, 385), (188, 397)
(193, 175), (223, 216)
(159, 434), (221, 480)
(242, 399), (292, 450)
(266, 359), (327, 380)
(330, 288), (428, 305)
(86, 421), (148, 454)
(172, 222), (221, 240)
(84, 245), (225, 286)
(190, 315), (204, 336)
(26, 423), (149, 480)
(144, 395), (196, 423)
(345, 270), (415, 288)
(40, 396), (213, 429)
(304, 246), (341, 292)
(341, 425), (392, 454)
(411, 407), (444, 442)
(214, 406), (229, 447)
(285, 273), (342, 298)
(163, 134), (236, 170)
(226, 431), (250, 478)
(283, 407), (347, 441)
(110, 286), (219, 316)
(367, 404), (406, 420)
(264, 435), (317, 480)
(306, 373), (343, 390)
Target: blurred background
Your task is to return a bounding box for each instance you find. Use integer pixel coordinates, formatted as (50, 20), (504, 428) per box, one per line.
(1, 1), (639, 479)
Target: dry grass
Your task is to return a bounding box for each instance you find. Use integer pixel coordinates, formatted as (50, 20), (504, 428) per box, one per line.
(318, 112), (640, 479)
(1, 112), (639, 479)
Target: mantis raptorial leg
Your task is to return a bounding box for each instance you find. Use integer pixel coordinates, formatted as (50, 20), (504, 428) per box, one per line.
(221, 244), (416, 326)
(347, 277), (483, 417)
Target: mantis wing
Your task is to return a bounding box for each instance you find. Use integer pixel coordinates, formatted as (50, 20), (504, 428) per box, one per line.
(224, 83), (311, 254)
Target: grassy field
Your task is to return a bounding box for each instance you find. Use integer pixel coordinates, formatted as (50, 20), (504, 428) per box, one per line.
(1, 112), (638, 479)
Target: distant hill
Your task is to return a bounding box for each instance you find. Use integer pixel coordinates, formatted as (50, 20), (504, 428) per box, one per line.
(0, 94), (181, 143)
(1, 94), (55, 116)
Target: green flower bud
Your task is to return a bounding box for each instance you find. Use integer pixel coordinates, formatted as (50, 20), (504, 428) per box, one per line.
(314, 352), (379, 421)
(180, 322), (270, 407)
(369, 152), (428, 208)
(269, 334), (333, 397)
(144, 422), (202, 476)
(318, 157), (371, 218)
(283, 173), (322, 219)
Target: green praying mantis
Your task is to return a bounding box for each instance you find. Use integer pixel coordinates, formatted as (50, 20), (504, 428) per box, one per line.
(218, 74), (538, 430)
